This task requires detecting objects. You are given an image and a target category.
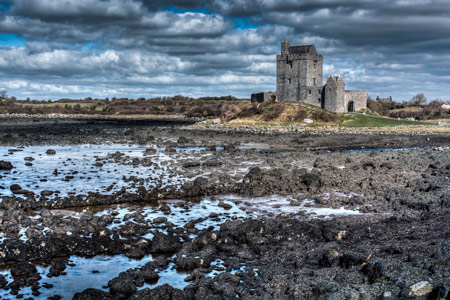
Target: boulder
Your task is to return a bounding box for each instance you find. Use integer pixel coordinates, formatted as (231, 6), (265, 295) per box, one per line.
(0, 160), (13, 170)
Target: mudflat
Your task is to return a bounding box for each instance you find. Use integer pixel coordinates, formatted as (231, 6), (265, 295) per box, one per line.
(0, 118), (448, 299)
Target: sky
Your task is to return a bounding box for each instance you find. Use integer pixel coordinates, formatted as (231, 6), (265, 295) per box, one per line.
(0, 0), (449, 101)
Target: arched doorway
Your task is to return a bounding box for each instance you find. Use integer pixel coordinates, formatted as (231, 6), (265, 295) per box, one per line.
(348, 101), (354, 112)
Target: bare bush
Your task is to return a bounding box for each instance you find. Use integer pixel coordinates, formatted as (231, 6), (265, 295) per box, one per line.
(288, 108), (307, 122)
(312, 110), (340, 122)
(263, 103), (285, 121)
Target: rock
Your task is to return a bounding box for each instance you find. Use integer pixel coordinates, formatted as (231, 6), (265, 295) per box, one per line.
(362, 161), (376, 169)
(0, 160), (13, 170)
(339, 251), (369, 268)
(224, 144), (238, 152)
(41, 209), (52, 217)
(337, 230), (346, 241)
(153, 217), (168, 224)
(129, 284), (186, 300)
(380, 162), (393, 169)
(430, 285), (449, 299)
(41, 190), (54, 197)
(203, 159), (222, 167)
(10, 262), (37, 277)
(46, 149), (56, 155)
(361, 261), (386, 283)
(73, 288), (112, 300)
(379, 291), (392, 299)
(151, 232), (182, 253)
(126, 248), (146, 259)
(182, 161), (201, 168)
(218, 202), (232, 209)
(300, 173), (322, 191)
(408, 281), (433, 297)
(144, 148), (157, 155)
(177, 136), (190, 144)
(24, 157), (34, 161)
(108, 276), (136, 297)
(0, 275), (7, 288)
(10, 184), (22, 192)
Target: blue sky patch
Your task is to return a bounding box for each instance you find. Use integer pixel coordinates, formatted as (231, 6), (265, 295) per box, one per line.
(0, 1), (11, 12)
(166, 5), (211, 15)
(233, 17), (258, 29)
(81, 42), (100, 52)
(0, 34), (26, 47)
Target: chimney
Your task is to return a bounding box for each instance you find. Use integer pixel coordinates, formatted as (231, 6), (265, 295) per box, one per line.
(281, 41), (290, 55)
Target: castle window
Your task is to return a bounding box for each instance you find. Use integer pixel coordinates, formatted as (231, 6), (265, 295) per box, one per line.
(289, 62), (293, 69)
(313, 78), (316, 85)
(288, 78), (291, 84)
(309, 89), (311, 95)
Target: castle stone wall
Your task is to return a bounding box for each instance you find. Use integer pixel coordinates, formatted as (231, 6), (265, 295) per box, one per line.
(345, 91), (368, 112)
(324, 76), (346, 113)
(251, 91), (276, 103)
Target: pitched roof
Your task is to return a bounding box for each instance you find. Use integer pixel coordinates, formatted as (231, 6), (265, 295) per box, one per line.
(288, 44), (314, 54)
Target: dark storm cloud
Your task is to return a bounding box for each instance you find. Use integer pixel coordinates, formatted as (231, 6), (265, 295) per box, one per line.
(0, 0), (449, 101)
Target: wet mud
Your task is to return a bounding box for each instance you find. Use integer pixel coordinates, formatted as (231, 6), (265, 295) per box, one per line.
(0, 118), (449, 299)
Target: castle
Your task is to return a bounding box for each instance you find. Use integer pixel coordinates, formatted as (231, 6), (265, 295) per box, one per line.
(251, 42), (367, 113)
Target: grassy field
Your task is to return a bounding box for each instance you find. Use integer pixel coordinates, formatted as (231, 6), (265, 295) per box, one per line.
(340, 113), (435, 127)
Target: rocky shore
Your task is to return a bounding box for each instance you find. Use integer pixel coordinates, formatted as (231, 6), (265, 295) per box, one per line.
(0, 118), (448, 299)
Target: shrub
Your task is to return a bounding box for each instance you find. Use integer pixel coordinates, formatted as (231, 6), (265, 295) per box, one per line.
(367, 98), (389, 115)
(238, 104), (262, 118)
(288, 108), (307, 122)
(263, 103), (285, 121)
(312, 110), (340, 122)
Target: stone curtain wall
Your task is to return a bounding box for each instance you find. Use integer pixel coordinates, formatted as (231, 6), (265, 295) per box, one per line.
(345, 91), (368, 112)
(251, 91), (276, 103)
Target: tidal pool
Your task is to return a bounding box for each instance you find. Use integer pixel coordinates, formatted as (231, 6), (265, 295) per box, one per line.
(0, 254), (191, 299)
(0, 144), (212, 199)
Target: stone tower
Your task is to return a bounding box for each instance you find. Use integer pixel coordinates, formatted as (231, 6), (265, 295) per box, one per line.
(276, 41), (323, 105)
(324, 75), (345, 112)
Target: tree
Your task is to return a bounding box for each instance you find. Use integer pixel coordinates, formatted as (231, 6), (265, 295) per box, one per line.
(0, 90), (7, 99)
(409, 93), (427, 106)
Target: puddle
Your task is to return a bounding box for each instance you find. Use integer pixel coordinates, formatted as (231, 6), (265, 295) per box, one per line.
(140, 262), (189, 290)
(93, 198), (247, 232)
(0, 254), (155, 299)
(0, 254), (190, 299)
(340, 146), (434, 153)
(217, 194), (362, 218)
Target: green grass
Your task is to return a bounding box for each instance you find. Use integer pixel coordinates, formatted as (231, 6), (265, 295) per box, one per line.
(341, 113), (435, 127)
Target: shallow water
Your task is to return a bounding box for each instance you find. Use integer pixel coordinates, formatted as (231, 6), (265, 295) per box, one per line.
(341, 145), (433, 153)
(218, 194), (362, 218)
(0, 254), (191, 299)
(0, 144), (210, 199)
